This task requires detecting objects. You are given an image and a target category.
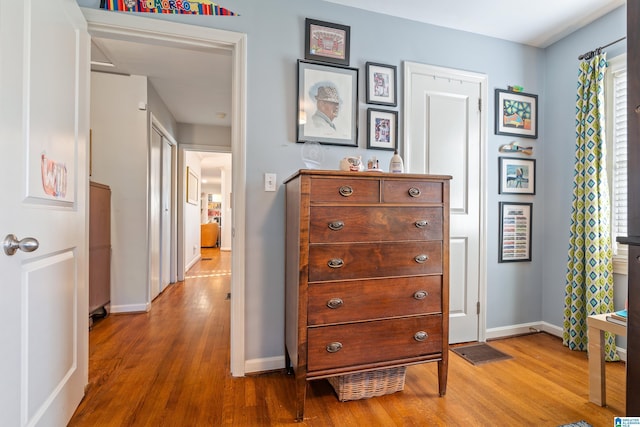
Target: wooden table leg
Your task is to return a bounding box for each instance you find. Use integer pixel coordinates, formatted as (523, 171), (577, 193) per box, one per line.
(295, 374), (306, 422)
(588, 324), (606, 405)
(438, 358), (448, 397)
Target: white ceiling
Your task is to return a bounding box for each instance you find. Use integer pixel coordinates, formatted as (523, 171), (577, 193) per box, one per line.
(324, 0), (625, 48)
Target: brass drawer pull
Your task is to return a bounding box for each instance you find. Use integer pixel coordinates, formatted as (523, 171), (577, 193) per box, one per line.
(414, 331), (428, 342)
(326, 342), (343, 353)
(328, 258), (344, 268)
(326, 298), (344, 309)
(328, 221), (344, 231)
(339, 185), (354, 197)
(408, 187), (421, 198)
(413, 290), (428, 300)
(414, 254), (429, 264)
(415, 220), (429, 228)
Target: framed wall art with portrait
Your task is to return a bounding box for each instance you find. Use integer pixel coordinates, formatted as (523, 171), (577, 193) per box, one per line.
(304, 18), (350, 66)
(365, 62), (397, 106)
(495, 89), (538, 139)
(297, 60), (358, 147)
(499, 157), (536, 195)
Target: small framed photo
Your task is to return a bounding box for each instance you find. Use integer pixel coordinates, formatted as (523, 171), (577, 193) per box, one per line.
(367, 108), (397, 151)
(297, 60), (358, 147)
(495, 89), (538, 139)
(499, 157), (536, 195)
(305, 18), (350, 66)
(499, 202), (533, 263)
(187, 167), (199, 205)
(366, 62), (397, 106)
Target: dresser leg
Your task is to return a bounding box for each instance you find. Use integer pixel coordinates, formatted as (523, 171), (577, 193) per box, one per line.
(295, 376), (307, 422)
(438, 358), (448, 396)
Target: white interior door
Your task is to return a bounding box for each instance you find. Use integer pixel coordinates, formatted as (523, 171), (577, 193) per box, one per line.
(161, 138), (172, 291)
(150, 127), (162, 300)
(404, 62), (486, 344)
(0, 0), (89, 425)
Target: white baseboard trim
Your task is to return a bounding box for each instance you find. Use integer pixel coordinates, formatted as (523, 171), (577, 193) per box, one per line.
(487, 321), (627, 362)
(245, 355), (285, 374)
(185, 253), (201, 271)
(110, 302), (150, 314)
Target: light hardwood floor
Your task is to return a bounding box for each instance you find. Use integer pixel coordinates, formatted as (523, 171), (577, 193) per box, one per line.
(69, 248), (625, 426)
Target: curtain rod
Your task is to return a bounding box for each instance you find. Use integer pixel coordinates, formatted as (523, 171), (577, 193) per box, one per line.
(578, 36), (626, 60)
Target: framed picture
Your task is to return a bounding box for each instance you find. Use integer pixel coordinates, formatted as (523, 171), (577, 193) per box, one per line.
(187, 167), (199, 205)
(499, 157), (536, 194)
(304, 18), (350, 66)
(367, 108), (397, 151)
(365, 62), (397, 106)
(297, 60), (358, 147)
(495, 89), (538, 139)
(499, 202), (533, 263)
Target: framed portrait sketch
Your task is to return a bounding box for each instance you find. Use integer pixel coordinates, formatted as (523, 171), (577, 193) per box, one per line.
(305, 18), (350, 66)
(498, 202), (533, 263)
(495, 89), (538, 139)
(297, 60), (358, 147)
(365, 62), (397, 106)
(499, 157), (536, 195)
(367, 108), (397, 151)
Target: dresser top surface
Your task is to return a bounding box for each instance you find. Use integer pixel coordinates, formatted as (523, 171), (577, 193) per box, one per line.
(284, 169), (453, 184)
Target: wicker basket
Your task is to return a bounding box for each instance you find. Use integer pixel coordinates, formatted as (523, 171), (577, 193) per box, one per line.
(327, 366), (406, 402)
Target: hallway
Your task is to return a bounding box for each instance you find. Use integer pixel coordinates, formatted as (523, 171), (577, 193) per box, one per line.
(69, 248), (235, 425)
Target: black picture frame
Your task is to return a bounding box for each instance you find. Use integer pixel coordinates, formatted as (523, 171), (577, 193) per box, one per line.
(365, 62), (397, 106)
(498, 202), (533, 263)
(304, 18), (350, 66)
(495, 89), (538, 139)
(366, 108), (397, 151)
(296, 60), (358, 147)
(498, 157), (536, 195)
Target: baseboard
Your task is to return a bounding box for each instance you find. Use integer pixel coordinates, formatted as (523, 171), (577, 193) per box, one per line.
(244, 355), (285, 374)
(487, 321), (627, 362)
(185, 253), (201, 271)
(109, 302), (151, 314)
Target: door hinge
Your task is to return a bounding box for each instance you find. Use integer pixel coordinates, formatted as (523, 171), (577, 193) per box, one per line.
(478, 98), (482, 112)
(476, 301), (480, 314)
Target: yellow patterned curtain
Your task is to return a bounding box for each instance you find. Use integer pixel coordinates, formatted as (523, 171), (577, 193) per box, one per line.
(563, 53), (618, 361)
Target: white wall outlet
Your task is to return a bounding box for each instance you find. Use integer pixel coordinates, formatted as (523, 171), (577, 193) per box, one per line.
(265, 173), (276, 192)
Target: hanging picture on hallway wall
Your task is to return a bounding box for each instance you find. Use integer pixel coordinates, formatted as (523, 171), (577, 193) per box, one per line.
(499, 157), (536, 194)
(495, 89), (538, 138)
(499, 202), (533, 262)
(187, 167), (199, 205)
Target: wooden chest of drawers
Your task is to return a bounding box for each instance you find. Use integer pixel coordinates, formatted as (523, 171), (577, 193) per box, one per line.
(284, 170), (451, 421)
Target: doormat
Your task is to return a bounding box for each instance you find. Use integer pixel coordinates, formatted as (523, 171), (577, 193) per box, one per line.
(558, 422), (592, 427)
(451, 343), (512, 365)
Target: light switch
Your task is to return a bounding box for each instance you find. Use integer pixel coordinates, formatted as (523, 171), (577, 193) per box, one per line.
(265, 173), (276, 192)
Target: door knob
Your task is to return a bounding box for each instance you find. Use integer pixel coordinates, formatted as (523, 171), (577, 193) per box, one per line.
(3, 234), (39, 256)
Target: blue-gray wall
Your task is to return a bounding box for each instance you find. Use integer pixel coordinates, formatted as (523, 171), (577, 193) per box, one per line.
(77, 0), (627, 364)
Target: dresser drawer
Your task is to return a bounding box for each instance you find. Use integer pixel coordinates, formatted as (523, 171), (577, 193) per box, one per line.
(307, 315), (443, 372)
(308, 241), (442, 282)
(382, 180), (443, 203)
(307, 276), (442, 326)
(310, 177), (380, 203)
(309, 206), (443, 243)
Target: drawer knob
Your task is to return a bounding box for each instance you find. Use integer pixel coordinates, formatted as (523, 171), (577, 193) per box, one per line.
(339, 185), (354, 197)
(328, 258), (344, 268)
(327, 298), (344, 309)
(413, 290), (428, 300)
(328, 221), (345, 231)
(326, 342), (343, 353)
(408, 187), (421, 198)
(415, 219), (429, 228)
(414, 254), (429, 264)
(414, 331), (428, 342)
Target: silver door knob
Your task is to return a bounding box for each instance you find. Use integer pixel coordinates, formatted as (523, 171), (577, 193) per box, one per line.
(3, 234), (39, 256)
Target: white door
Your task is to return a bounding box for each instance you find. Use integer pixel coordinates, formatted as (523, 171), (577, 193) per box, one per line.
(404, 62), (486, 344)
(150, 127), (162, 300)
(161, 138), (172, 291)
(0, 0), (89, 425)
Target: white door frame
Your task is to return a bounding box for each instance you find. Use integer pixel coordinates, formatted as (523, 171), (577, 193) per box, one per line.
(82, 8), (247, 376)
(403, 61), (488, 343)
